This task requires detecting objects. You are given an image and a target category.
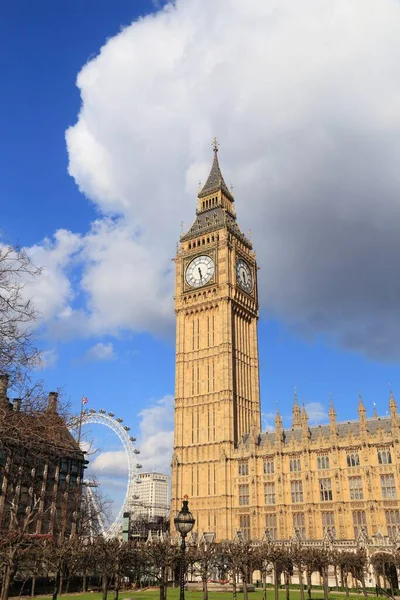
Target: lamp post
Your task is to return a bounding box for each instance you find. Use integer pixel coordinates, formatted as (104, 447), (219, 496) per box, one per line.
(174, 495), (195, 600)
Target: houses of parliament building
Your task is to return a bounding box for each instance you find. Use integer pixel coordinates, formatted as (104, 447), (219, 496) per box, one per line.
(171, 142), (400, 545)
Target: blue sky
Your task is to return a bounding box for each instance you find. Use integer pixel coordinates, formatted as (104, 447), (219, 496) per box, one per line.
(2, 0), (400, 513)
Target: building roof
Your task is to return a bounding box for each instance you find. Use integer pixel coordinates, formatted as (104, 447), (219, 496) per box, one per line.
(239, 416), (393, 450)
(181, 205), (252, 248)
(198, 143), (234, 202)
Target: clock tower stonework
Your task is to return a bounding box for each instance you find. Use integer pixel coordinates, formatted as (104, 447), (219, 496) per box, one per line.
(171, 143), (261, 540)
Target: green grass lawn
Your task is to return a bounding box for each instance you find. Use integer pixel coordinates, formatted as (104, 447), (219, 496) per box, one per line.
(32, 589), (385, 600)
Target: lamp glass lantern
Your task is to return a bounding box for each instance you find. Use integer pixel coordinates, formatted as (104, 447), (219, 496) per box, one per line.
(174, 497), (195, 537)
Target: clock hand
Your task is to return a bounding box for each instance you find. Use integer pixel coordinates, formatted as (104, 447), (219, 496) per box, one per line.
(198, 267), (203, 279)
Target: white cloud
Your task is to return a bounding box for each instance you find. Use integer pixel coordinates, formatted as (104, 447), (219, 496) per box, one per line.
(24, 229), (82, 323)
(136, 395), (174, 474)
(17, 0), (400, 359)
(305, 402), (328, 424)
(85, 341), (116, 361)
(37, 348), (58, 370)
(89, 450), (128, 476)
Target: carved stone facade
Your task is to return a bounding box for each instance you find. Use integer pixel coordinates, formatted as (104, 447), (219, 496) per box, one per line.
(171, 146), (400, 543)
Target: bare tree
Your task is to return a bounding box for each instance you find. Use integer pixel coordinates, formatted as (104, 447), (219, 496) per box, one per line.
(187, 540), (218, 600)
(0, 496), (46, 600)
(0, 245), (41, 388)
(141, 537), (179, 600)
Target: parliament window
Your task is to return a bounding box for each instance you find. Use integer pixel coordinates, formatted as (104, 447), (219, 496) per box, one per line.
(239, 462), (248, 476)
(240, 514), (251, 541)
(265, 513), (277, 540)
(378, 449), (392, 465)
(353, 510), (367, 538)
(347, 453), (360, 467)
(349, 476), (364, 500)
(317, 455), (330, 470)
(385, 510), (400, 538)
(264, 459), (274, 474)
(319, 478), (333, 501)
(290, 457), (301, 472)
(291, 480), (303, 503)
(381, 474), (396, 499)
(322, 511), (335, 535)
(293, 512), (306, 538)
(239, 484), (249, 505)
(264, 482), (275, 505)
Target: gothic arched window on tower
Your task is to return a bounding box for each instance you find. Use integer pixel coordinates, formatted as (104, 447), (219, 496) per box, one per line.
(263, 459), (274, 474)
(381, 474), (396, 499)
(291, 480), (303, 503)
(264, 482), (275, 505)
(319, 478), (333, 501)
(238, 461), (249, 476)
(317, 455), (330, 470)
(290, 456), (301, 472)
(378, 449), (392, 464)
(239, 484), (249, 505)
(346, 452), (360, 467)
(386, 509), (400, 538)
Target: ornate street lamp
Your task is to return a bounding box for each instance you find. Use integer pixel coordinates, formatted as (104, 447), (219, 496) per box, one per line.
(174, 495), (195, 600)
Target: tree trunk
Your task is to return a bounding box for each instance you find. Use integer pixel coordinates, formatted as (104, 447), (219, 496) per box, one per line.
(307, 570), (312, 600)
(52, 568), (61, 600)
(243, 577), (249, 600)
(232, 570), (237, 600)
(114, 573), (120, 600)
(159, 567), (164, 600)
(203, 576), (208, 600)
(344, 572), (349, 598)
(1, 565), (12, 600)
(284, 570), (290, 600)
(262, 571), (267, 600)
(360, 570), (367, 598)
(322, 567), (329, 600)
(82, 574), (87, 593)
(102, 574), (108, 600)
(274, 564), (279, 600)
(334, 565), (339, 592)
(298, 566), (305, 600)
(58, 572), (63, 596)
(31, 576), (36, 597)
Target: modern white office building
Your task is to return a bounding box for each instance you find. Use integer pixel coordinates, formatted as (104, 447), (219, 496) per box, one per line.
(131, 472), (169, 520)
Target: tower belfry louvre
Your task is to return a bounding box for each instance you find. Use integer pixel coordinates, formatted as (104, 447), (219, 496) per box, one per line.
(171, 144), (400, 544)
(171, 142), (261, 539)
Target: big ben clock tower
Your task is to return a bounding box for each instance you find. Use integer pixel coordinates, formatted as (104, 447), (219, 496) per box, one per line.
(171, 141), (261, 540)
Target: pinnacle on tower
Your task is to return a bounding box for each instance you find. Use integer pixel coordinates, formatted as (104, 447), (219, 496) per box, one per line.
(358, 393), (366, 417)
(389, 389), (397, 420)
(329, 396), (336, 421)
(198, 139), (234, 202)
(292, 388), (301, 429)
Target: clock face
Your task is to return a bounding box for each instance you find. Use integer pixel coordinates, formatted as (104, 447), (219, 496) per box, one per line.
(186, 255), (215, 288)
(236, 258), (253, 293)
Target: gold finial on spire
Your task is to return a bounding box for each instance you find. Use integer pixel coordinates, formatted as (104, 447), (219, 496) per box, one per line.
(212, 137), (219, 153)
